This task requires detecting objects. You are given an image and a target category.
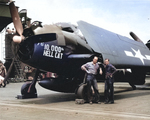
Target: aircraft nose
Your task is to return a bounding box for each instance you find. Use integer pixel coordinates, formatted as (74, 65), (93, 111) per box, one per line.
(18, 33), (57, 61)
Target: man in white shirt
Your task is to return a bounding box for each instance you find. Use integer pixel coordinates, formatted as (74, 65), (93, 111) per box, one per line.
(81, 56), (102, 104)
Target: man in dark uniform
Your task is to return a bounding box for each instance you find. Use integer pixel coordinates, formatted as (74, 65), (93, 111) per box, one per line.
(104, 58), (116, 104)
(81, 56), (102, 104)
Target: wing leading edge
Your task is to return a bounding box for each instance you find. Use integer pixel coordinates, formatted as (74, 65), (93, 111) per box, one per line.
(77, 20), (150, 67)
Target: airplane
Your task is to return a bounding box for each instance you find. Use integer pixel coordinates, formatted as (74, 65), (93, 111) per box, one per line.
(1, 1), (150, 100)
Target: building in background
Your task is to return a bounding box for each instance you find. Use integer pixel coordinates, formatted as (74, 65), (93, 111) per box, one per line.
(0, 29), (6, 63)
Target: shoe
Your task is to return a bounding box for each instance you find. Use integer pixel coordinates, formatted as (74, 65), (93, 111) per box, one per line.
(109, 101), (114, 104)
(97, 102), (101, 104)
(2, 82), (6, 87)
(89, 101), (92, 104)
(104, 101), (109, 104)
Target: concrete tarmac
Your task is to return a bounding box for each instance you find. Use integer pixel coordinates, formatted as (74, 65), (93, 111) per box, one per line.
(0, 76), (150, 120)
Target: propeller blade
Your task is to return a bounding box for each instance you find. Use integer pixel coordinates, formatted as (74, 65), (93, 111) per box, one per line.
(3, 58), (15, 83)
(9, 2), (23, 38)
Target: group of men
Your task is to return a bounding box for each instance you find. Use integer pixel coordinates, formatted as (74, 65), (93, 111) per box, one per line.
(81, 56), (116, 104)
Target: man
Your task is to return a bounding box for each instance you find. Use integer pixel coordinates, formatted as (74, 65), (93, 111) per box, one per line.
(81, 56), (102, 104)
(104, 58), (116, 104)
(0, 61), (7, 87)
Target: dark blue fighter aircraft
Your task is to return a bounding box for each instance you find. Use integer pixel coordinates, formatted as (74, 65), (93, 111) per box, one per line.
(1, 1), (150, 99)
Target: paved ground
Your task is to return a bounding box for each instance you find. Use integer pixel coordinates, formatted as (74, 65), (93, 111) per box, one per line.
(0, 76), (150, 120)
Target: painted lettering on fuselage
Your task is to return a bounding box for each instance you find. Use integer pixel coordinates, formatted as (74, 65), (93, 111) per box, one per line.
(43, 44), (64, 59)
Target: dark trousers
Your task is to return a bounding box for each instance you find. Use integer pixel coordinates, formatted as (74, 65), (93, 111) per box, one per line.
(86, 74), (100, 102)
(104, 78), (114, 102)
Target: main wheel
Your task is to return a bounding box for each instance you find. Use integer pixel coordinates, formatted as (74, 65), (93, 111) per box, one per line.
(76, 83), (88, 100)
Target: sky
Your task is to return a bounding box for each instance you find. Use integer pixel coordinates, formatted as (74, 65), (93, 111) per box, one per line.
(12, 0), (150, 43)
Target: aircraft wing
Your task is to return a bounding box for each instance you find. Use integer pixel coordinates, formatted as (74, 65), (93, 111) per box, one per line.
(77, 20), (150, 67)
(0, 2), (12, 32)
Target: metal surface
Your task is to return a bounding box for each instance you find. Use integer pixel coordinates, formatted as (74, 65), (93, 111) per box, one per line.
(77, 21), (150, 67)
(35, 24), (66, 46)
(0, 4), (12, 31)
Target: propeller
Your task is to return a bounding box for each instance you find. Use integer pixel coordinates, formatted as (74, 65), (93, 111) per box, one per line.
(5, 2), (58, 83)
(9, 1), (24, 43)
(4, 2), (25, 83)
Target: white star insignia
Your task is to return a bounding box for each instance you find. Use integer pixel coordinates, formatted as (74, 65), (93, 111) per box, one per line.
(124, 48), (150, 65)
(131, 48), (145, 64)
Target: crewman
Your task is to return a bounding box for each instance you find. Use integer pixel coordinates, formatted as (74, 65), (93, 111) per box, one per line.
(104, 58), (117, 104)
(81, 56), (102, 104)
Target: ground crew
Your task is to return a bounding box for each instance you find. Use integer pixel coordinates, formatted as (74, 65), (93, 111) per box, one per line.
(104, 58), (116, 104)
(81, 56), (102, 104)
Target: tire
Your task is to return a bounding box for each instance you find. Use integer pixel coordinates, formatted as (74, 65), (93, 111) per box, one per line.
(76, 83), (87, 100)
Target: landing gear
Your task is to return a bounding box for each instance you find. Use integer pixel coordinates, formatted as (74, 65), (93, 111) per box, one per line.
(129, 82), (136, 90)
(17, 69), (39, 99)
(123, 70), (137, 90)
(76, 83), (100, 103)
(76, 83), (87, 100)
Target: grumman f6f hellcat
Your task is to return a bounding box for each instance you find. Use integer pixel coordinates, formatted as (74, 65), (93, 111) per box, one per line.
(1, 1), (150, 99)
